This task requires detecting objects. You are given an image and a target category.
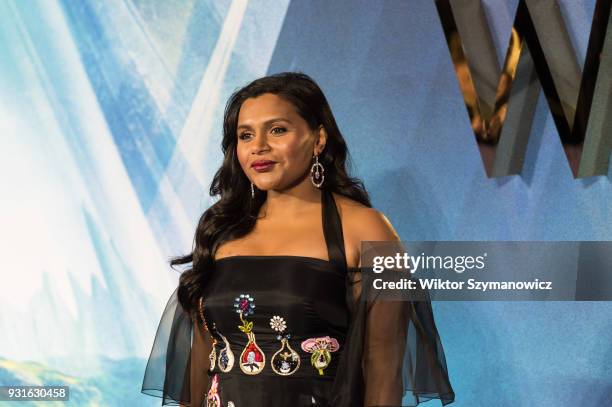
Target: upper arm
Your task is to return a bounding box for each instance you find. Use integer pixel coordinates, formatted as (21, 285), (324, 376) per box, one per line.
(350, 210), (406, 405)
(351, 208), (400, 268)
(343, 206), (401, 303)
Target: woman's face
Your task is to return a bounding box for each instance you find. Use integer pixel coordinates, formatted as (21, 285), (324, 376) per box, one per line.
(235, 93), (326, 192)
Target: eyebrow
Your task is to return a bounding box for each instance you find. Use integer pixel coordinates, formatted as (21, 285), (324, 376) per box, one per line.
(237, 117), (291, 130)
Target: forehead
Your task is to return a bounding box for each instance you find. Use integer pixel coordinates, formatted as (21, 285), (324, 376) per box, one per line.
(237, 93), (300, 124)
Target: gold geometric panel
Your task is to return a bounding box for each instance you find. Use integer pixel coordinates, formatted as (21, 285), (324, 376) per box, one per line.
(435, 0), (612, 178)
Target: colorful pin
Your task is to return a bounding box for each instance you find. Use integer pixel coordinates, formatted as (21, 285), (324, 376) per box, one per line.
(234, 294), (265, 375)
(199, 297), (218, 372)
(300, 336), (340, 375)
(206, 374), (221, 407)
(217, 331), (235, 373)
(209, 335), (218, 371)
(269, 315), (301, 376)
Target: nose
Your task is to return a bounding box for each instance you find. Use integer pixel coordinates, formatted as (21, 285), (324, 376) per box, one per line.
(250, 132), (270, 154)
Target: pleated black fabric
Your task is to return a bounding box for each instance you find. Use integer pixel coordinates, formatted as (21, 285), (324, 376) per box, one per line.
(141, 188), (455, 406)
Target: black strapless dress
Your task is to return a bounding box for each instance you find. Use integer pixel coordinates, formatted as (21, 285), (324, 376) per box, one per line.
(142, 188), (455, 407)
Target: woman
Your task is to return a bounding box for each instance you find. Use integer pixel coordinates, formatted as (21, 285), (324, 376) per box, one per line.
(141, 72), (455, 406)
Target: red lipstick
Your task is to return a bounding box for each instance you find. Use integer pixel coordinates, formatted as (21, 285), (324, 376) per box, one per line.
(251, 160), (276, 172)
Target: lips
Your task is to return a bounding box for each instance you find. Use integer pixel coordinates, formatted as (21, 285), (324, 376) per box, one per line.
(251, 160), (276, 170)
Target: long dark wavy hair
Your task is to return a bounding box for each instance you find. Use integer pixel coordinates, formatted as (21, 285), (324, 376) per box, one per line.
(173, 71), (371, 318)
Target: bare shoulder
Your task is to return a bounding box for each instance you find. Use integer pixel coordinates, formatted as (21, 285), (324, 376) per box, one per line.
(332, 193), (400, 267)
(332, 192), (399, 241)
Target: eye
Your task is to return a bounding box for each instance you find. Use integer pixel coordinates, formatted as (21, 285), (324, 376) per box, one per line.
(270, 127), (286, 135)
(238, 132), (252, 141)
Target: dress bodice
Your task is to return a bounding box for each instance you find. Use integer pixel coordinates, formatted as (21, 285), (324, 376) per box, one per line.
(203, 256), (349, 378)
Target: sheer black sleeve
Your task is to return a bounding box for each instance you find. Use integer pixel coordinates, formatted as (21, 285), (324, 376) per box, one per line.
(141, 286), (212, 406)
(331, 253), (455, 406)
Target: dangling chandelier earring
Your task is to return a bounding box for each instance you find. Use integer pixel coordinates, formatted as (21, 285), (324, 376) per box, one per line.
(310, 153), (325, 188)
(251, 182), (255, 199)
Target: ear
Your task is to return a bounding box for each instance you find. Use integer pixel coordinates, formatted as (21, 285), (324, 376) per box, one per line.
(314, 125), (327, 155)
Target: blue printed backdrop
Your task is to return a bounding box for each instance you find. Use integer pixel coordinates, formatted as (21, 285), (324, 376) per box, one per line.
(0, 0), (609, 406)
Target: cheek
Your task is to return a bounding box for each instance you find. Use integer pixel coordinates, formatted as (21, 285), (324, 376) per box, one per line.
(236, 146), (250, 170)
(277, 137), (310, 166)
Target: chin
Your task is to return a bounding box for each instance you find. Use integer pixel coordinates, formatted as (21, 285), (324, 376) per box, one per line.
(252, 181), (275, 191)
(252, 177), (282, 189)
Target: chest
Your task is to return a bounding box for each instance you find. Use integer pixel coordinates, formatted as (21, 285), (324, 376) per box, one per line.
(215, 222), (330, 260)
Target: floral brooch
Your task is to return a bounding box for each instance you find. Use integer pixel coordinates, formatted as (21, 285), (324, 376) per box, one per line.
(269, 315), (300, 376)
(206, 374), (221, 407)
(234, 294), (265, 375)
(301, 336), (340, 375)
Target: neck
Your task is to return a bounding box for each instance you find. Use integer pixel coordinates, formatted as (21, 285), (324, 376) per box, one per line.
(259, 180), (323, 219)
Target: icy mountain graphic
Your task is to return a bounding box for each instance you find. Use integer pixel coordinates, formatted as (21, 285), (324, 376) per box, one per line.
(0, 356), (158, 406)
(0, 1), (289, 406)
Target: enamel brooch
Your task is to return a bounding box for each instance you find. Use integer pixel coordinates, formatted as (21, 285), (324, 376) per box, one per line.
(206, 374), (221, 407)
(269, 315), (300, 376)
(208, 328), (218, 371)
(200, 297), (235, 373)
(300, 336), (340, 375)
(234, 294), (265, 375)
(216, 331), (235, 373)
